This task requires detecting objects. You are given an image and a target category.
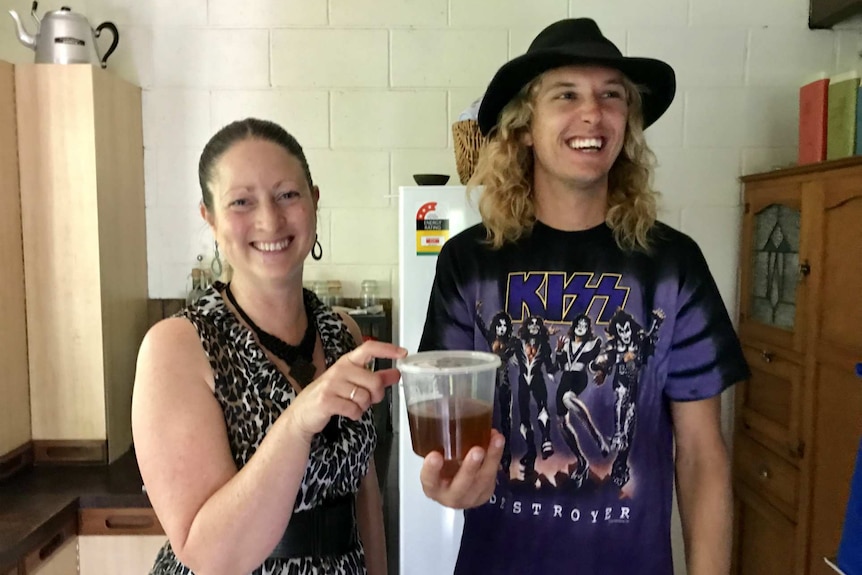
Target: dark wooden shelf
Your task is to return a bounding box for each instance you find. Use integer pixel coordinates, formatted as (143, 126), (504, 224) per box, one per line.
(810, 0), (862, 28)
(741, 155), (862, 183)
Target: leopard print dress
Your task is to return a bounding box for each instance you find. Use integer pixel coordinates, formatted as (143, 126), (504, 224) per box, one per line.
(149, 285), (375, 575)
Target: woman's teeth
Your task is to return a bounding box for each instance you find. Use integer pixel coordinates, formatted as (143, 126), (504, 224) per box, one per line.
(255, 239), (290, 252)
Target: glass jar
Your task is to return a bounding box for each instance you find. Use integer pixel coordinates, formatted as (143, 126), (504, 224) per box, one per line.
(360, 279), (379, 309)
(311, 280), (330, 305)
(327, 280), (343, 307)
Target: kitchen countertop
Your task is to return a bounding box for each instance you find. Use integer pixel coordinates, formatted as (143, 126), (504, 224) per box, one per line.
(0, 449), (150, 568)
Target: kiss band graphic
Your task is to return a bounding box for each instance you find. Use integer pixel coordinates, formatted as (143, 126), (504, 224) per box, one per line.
(475, 271), (665, 494)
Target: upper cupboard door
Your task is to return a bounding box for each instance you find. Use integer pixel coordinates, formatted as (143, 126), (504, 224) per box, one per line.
(739, 181), (808, 355)
(813, 173), (862, 361)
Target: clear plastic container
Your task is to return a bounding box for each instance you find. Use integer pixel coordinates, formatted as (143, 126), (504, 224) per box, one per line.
(397, 350), (500, 477)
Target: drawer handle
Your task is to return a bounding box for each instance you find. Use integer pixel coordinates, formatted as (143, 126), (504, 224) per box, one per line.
(105, 515), (155, 530)
(760, 350), (773, 363)
(758, 465), (771, 480)
(38, 531), (66, 561)
(0, 451), (28, 480)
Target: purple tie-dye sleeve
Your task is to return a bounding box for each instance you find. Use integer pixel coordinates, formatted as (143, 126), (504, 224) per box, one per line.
(664, 241), (750, 401)
(419, 242), (475, 353)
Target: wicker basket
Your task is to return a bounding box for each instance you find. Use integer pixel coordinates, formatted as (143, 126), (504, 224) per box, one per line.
(452, 119), (486, 184)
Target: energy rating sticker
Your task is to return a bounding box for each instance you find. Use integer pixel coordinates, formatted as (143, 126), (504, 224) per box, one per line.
(415, 201), (449, 255)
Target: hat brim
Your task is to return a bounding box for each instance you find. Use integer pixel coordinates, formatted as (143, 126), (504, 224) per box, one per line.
(477, 49), (676, 135)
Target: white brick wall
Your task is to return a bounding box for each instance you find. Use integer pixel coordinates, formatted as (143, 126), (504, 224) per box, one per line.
(2, 0), (861, 319)
(331, 90), (448, 148)
(210, 90), (331, 147)
(272, 29), (389, 88)
(391, 29), (508, 87)
(632, 28), (749, 87)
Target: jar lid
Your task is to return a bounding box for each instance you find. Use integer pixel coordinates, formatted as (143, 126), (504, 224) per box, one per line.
(397, 350), (501, 374)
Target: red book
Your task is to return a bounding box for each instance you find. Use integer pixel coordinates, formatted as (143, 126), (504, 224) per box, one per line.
(799, 77), (829, 165)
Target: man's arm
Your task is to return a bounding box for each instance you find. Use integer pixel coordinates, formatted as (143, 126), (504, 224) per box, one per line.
(672, 394), (734, 575)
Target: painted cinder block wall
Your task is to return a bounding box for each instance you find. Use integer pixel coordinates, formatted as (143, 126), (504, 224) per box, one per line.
(3, 1), (862, 572)
(4, 0), (861, 306)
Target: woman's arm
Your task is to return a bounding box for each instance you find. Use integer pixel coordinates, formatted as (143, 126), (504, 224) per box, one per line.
(356, 461), (387, 575)
(337, 310), (389, 575)
(132, 318), (312, 575)
(133, 317), (404, 575)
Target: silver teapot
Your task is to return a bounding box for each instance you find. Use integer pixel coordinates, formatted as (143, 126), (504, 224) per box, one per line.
(8, 2), (119, 68)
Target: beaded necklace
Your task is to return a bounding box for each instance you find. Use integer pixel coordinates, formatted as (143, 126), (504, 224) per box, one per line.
(224, 283), (317, 387)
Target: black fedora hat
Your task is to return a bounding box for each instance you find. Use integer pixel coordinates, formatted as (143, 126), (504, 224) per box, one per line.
(477, 18), (676, 136)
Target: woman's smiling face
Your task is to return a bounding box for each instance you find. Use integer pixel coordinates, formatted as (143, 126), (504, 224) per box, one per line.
(203, 138), (319, 286)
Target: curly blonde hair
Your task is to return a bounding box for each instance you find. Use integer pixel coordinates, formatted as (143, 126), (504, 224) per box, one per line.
(469, 70), (659, 252)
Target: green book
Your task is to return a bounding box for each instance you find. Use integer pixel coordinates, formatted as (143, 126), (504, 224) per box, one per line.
(827, 73), (860, 160)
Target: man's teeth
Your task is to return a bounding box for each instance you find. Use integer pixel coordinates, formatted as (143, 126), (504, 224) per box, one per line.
(568, 137), (603, 150)
(256, 239), (290, 252)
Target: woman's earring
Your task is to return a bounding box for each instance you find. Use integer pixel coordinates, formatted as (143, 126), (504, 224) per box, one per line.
(211, 241), (224, 277)
(311, 234), (323, 261)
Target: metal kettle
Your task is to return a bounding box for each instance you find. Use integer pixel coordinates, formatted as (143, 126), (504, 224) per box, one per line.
(8, 2), (119, 68)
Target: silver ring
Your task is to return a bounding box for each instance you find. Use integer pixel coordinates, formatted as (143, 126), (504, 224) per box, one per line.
(349, 386), (358, 401)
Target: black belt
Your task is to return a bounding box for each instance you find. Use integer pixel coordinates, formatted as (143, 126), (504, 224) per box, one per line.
(268, 494), (358, 559)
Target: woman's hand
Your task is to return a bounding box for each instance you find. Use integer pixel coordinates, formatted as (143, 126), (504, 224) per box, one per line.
(419, 429), (505, 509)
(286, 340), (407, 441)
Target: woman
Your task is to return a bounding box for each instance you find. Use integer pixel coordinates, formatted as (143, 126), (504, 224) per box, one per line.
(132, 118), (405, 575)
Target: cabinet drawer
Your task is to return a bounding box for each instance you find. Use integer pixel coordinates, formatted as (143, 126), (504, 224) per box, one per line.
(738, 344), (803, 459)
(79, 507), (164, 536)
(734, 433), (799, 519)
(22, 519), (76, 574)
(79, 535), (168, 575)
(27, 537), (77, 575)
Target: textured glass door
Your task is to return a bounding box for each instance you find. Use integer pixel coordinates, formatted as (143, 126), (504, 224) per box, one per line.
(739, 181), (806, 354)
(750, 205), (801, 330)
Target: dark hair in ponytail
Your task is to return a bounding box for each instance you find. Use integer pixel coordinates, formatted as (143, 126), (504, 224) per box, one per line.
(198, 118), (313, 210)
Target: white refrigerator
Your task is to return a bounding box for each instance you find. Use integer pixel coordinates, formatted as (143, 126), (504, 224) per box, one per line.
(397, 185), (482, 575)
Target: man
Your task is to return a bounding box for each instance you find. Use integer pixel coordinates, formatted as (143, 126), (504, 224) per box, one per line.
(417, 18), (749, 575)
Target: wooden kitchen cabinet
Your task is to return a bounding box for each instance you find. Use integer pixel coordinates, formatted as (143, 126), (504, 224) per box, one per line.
(738, 180), (808, 355)
(26, 537), (78, 575)
(21, 518), (77, 575)
(733, 484), (797, 575)
(78, 507), (166, 574)
(79, 535), (166, 574)
(804, 170), (862, 575)
(14, 64), (148, 464)
(733, 157), (862, 575)
(0, 60), (31, 468)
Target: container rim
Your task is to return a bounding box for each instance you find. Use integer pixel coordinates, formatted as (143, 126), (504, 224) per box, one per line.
(396, 350), (501, 374)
